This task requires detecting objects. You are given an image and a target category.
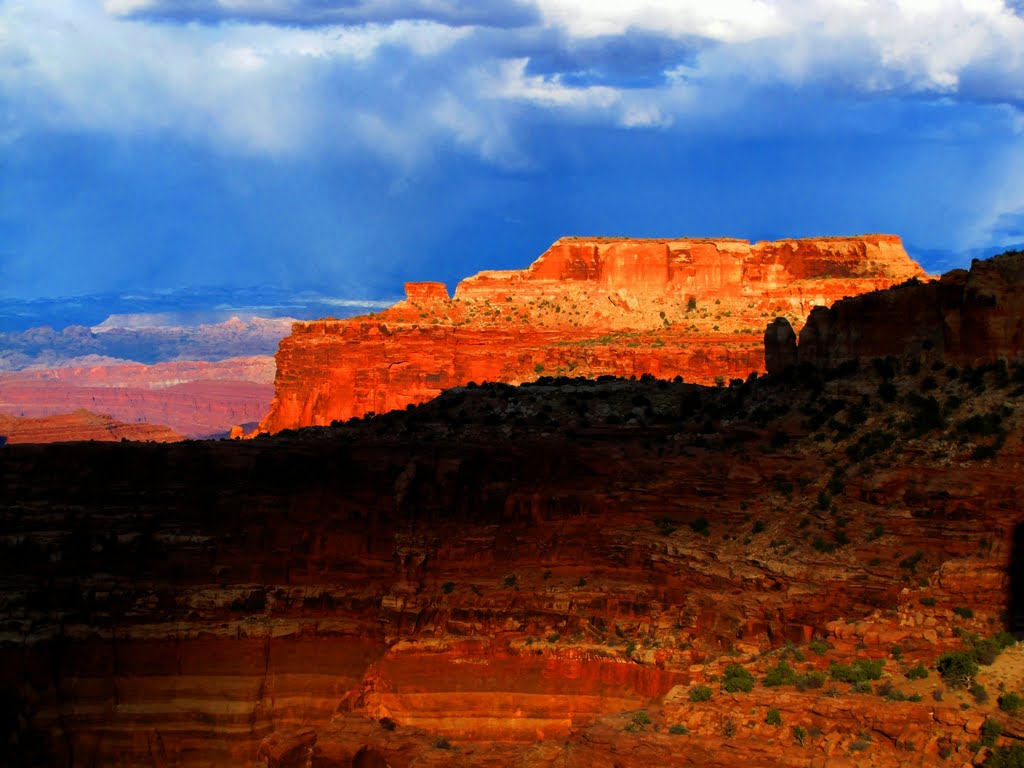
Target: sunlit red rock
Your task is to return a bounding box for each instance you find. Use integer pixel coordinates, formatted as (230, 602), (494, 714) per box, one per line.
(0, 409), (183, 443)
(261, 235), (925, 432)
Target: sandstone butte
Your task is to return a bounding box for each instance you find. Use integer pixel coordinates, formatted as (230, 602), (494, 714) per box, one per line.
(259, 234), (925, 432)
(2, 252), (1023, 768)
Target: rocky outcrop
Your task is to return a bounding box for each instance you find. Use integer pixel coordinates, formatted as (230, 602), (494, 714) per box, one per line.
(0, 409), (184, 443)
(764, 317), (798, 375)
(798, 250), (1024, 368)
(0, 358), (275, 438)
(261, 235), (925, 432)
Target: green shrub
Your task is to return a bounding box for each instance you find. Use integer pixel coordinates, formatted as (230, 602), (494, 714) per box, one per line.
(762, 661), (797, 687)
(631, 710), (652, 727)
(920, 597), (936, 607)
(690, 517), (710, 535)
(981, 719), (1003, 748)
(809, 639), (830, 656)
(936, 651), (979, 689)
(899, 551), (924, 571)
(953, 606), (974, 619)
(906, 663), (929, 680)
(793, 725), (807, 746)
(795, 672), (826, 691)
(441, 581), (455, 594)
(669, 723), (689, 735)
(722, 663), (755, 693)
(433, 736), (452, 750)
(829, 659), (884, 683)
(984, 744), (1024, 767)
(998, 692), (1023, 713)
(765, 708), (782, 726)
(689, 685), (713, 702)
(971, 684), (990, 704)
(993, 632), (1017, 650)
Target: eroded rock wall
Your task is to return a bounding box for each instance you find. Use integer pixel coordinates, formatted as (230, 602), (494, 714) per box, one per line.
(261, 235), (925, 432)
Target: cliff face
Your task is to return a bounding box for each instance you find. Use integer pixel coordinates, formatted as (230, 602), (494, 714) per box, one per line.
(798, 250), (1024, 368)
(0, 358), (275, 439)
(261, 235), (925, 432)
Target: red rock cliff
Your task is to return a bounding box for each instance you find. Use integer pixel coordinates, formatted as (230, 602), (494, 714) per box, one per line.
(261, 235), (924, 432)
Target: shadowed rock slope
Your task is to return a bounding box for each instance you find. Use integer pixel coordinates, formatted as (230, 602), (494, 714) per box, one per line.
(2, 362), (1024, 765)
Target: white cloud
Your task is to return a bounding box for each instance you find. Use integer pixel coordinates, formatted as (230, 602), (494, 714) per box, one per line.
(534, 0), (783, 42)
(2, 0), (1023, 174)
(0, 1), (471, 154)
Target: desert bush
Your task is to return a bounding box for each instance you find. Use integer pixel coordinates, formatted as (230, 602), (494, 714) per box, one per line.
(795, 672), (826, 691)
(984, 745), (1024, 768)
(981, 719), (1003, 748)
(829, 659), (884, 683)
(765, 708), (782, 726)
(936, 651), (979, 689)
(998, 693), (1023, 713)
(809, 639), (830, 656)
(762, 661), (797, 687)
(906, 663), (929, 680)
(722, 664), (755, 693)
(689, 685), (713, 702)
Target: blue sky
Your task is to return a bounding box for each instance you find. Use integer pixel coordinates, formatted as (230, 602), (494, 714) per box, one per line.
(2, 0), (1024, 300)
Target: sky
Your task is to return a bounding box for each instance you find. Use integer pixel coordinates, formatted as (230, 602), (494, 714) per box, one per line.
(2, 0), (1024, 301)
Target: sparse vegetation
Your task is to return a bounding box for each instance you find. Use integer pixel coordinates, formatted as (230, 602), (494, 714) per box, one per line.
(722, 663), (755, 693)
(689, 685), (713, 702)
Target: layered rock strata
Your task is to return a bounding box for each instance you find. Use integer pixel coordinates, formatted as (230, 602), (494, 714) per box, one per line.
(261, 235), (925, 432)
(2, 363), (1022, 767)
(0, 358), (275, 439)
(0, 410), (184, 443)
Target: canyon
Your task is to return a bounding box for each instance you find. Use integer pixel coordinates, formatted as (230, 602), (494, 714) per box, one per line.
(1, 251), (1022, 767)
(260, 235), (925, 432)
(0, 358), (275, 440)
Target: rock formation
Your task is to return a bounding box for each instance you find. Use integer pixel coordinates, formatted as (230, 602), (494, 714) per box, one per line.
(3, 319), (1024, 766)
(261, 235), (925, 432)
(8, 250), (1024, 768)
(797, 250), (1024, 369)
(0, 358), (275, 439)
(764, 317), (798, 375)
(0, 409), (184, 443)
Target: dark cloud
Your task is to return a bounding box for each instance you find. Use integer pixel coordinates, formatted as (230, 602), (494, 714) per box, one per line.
(115, 0), (538, 29)
(524, 30), (710, 89)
